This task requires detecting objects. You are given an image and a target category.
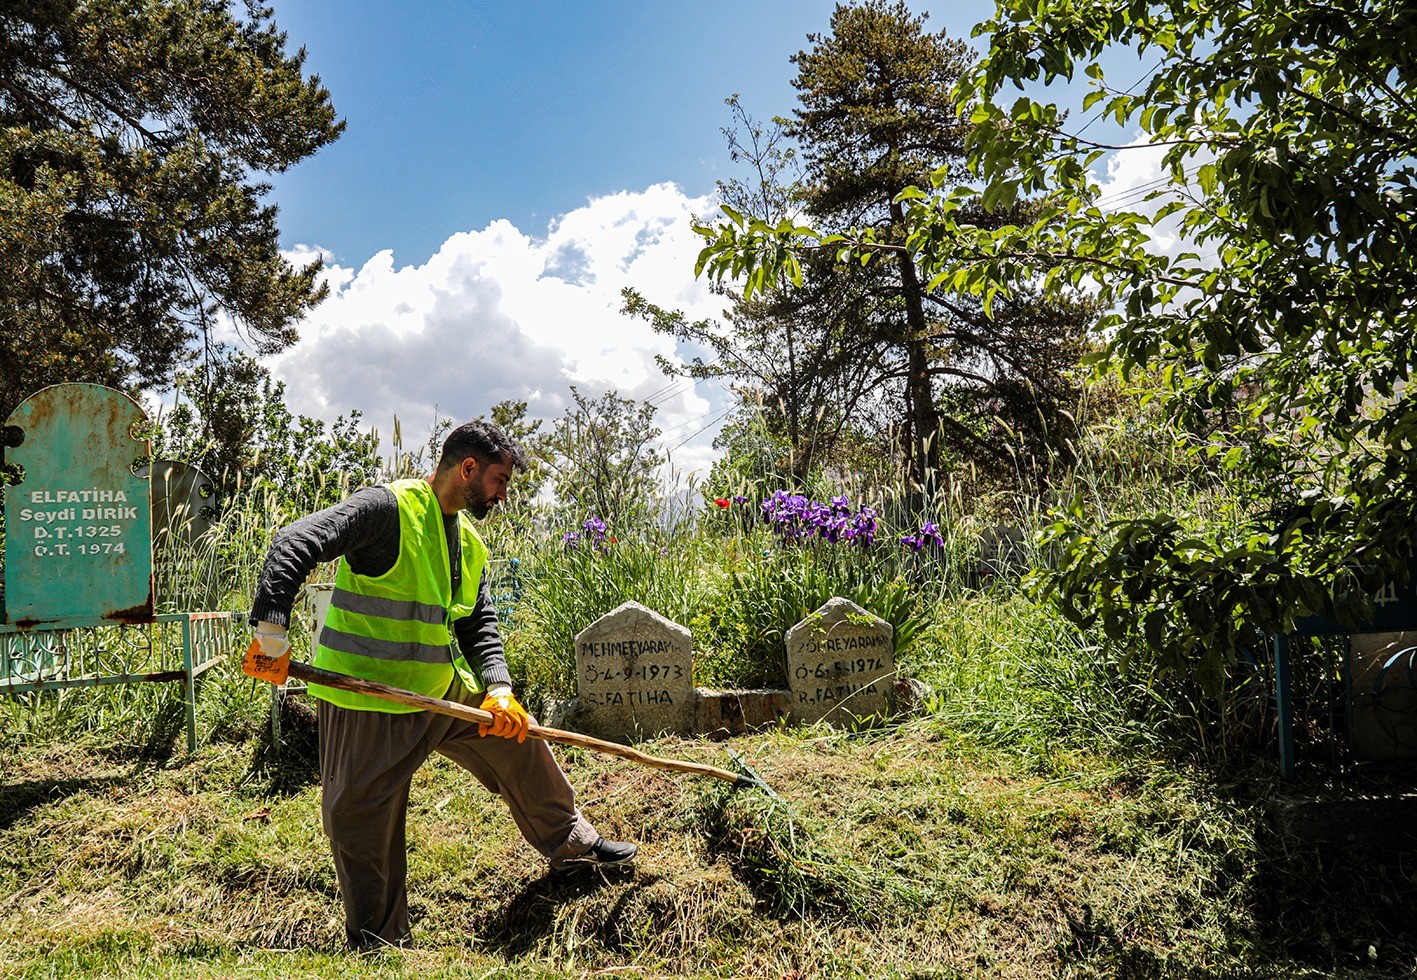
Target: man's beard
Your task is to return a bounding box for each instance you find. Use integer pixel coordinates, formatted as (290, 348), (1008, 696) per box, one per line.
(462, 481), (495, 519)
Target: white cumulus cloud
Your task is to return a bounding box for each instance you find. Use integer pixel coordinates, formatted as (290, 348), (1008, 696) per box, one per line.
(268, 182), (731, 478)
(1093, 134), (1216, 263)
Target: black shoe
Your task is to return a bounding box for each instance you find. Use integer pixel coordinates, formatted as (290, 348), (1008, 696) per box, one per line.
(551, 836), (637, 872)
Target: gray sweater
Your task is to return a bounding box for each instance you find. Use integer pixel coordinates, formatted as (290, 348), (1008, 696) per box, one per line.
(248, 485), (513, 690)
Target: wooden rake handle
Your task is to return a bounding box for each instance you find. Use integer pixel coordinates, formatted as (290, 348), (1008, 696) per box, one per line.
(284, 660), (758, 789)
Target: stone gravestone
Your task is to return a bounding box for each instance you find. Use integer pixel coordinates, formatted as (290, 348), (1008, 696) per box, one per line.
(574, 601), (695, 738)
(786, 597), (895, 725)
(140, 459), (217, 544)
(3, 384), (154, 627)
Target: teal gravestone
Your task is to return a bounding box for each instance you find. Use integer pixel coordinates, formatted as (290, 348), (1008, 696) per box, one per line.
(3, 384), (154, 627)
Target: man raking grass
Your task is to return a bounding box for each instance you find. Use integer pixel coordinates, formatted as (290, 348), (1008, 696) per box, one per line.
(246, 421), (638, 950)
(243, 649), (779, 791)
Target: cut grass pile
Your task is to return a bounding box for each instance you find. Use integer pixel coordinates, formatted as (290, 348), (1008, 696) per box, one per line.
(6, 705), (1417, 979)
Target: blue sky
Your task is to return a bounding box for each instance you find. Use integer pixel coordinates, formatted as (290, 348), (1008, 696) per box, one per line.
(251, 1), (1153, 479)
(265, 1), (1003, 265)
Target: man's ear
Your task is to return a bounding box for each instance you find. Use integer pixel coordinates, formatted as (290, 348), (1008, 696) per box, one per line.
(461, 457), (480, 480)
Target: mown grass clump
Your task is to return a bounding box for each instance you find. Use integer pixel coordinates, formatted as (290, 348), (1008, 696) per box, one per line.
(14, 712), (1414, 979)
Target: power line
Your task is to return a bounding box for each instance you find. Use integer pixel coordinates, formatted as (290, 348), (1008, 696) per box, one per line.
(1093, 162), (1201, 212)
(665, 408), (733, 454)
(1072, 59), (1164, 140)
(647, 380), (695, 408)
(640, 376), (688, 406)
(657, 402), (727, 437)
(1095, 173), (1173, 209)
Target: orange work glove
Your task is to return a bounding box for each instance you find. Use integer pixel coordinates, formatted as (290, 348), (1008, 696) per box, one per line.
(243, 624), (292, 684)
(479, 688), (530, 743)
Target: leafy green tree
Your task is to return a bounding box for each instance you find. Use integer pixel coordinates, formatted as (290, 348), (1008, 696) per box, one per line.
(954, 0), (1417, 693)
(155, 347), (270, 489)
(156, 350), (378, 511)
(700, 0), (1417, 696)
(549, 387), (665, 522)
(699, 405), (794, 500)
(0, 0), (341, 418)
(699, 0), (1094, 492)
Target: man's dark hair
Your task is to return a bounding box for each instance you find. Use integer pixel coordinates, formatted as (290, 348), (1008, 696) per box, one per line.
(438, 420), (528, 472)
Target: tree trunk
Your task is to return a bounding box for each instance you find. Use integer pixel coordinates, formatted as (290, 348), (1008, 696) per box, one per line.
(891, 199), (940, 500)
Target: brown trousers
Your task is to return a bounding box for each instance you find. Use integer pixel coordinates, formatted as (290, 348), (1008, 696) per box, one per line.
(315, 674), (599, 948)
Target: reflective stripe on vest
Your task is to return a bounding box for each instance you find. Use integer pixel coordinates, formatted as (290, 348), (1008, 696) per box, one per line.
(309, 479), (489, 711)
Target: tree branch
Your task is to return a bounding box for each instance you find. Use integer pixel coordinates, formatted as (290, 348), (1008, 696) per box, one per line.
(44, 64), (176, 150)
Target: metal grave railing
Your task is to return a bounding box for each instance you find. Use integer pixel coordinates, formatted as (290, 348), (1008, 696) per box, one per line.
(0, 611), (247, 752)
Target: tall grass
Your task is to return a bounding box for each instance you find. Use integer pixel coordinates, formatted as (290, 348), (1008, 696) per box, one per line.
(901, 594), (1178, 764)
(506, 496), (944, 697)
(4, 388), (1261, 768)
(692, 539), (926, 688)
(506, 521), (709, 703)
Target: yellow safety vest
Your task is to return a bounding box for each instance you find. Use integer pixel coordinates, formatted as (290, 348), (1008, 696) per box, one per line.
(310, 479), (488, 711)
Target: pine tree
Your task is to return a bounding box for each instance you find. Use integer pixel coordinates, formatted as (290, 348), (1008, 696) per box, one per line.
(0, 0), (342, 417)
(788, 0), (1091, 490)
(693, 1), (1095, 493)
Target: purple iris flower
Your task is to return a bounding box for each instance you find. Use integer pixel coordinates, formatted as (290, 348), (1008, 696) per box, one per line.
(920, 521), (943, 547)
(852, 506), (877, 547)
(761, 491), (881, 548)
(901, 520), (943, 552)
(575, 515), (610, 551)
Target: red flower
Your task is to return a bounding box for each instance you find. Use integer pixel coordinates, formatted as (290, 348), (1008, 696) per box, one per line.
(714, 498), (731, 508)
(609, 536), (617, 543)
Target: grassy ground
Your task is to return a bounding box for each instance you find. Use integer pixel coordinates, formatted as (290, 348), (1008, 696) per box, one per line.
(5, 681), (1417, 979)
(2, 472), (1413, 978)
